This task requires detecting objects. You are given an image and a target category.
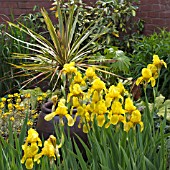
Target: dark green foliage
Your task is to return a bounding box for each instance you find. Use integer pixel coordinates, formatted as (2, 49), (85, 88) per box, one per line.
(70, 115), (169, 170)
(0, 9), (46, 97)
(130, 29), (170, 98)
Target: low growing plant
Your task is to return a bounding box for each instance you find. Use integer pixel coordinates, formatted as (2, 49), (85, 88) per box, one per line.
(0, 88), (50, 138)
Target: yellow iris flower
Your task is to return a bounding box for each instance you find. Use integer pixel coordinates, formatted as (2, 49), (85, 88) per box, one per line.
(34, 134), (64, 164)
(124, 121), (133, 132)
(107, 85), (120, 98)
(142, 68), (152, 79)
(71, 84), (83, 95)
(136, 55), (167, 87)
(111, 101), (125, 115)
(130, 110), (141, 123)
(136, 68), (156, 87)
(105, 101), (125, 127)
(73, 72), (86, 86)
(91, 78), (106, 92)
(117, 82), (127, 95)
(96, 114), (106, 127)
(62, 62), (77, 74)
(21, 128), (42, 169)
(34, 135), (57, 162)
(131, 109), (144, 132)
(96, 100), (107, 115)
(72, 96), (80, 108)
(45, 99), (74, 126)
(147, 64), (158, 78)
(67, 84), (84, 102)
(84, 67), (97, 80)
(83, 124), (90, 133)
(110, 114), (119, 125)
(123, 110), (144, 132)
(153, 55), (167, 69)
(125, 97), (136, 113)
(92, 91), (100, 103)
(21, 143), (39, 169)
(26, 128), (42, 146)
(105, 85), (123, 107)
(94, 100), (108, 127)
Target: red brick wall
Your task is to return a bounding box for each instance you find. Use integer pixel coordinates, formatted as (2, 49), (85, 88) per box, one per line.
(0, 0), (51, 22)
(136, 0), (170, 34)
(0, 0), (170, 35)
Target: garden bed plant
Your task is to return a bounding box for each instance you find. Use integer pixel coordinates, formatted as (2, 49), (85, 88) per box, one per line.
(0, 55), (169, 169)
(130, 29), (170, 99)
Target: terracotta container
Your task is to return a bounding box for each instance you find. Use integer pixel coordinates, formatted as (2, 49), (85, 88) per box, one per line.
(36, 101), (88, 157)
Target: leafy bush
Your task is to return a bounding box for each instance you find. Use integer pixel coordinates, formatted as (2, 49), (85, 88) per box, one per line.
(90, 46), (131, 85)
(55, 0), (140, 48)
(130, 29), (170, 99)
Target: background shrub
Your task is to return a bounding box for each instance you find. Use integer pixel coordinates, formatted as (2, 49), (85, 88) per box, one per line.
(57, 0), (140, 48)
(129, 29), (170, 99)
(0, 9), (46, 97)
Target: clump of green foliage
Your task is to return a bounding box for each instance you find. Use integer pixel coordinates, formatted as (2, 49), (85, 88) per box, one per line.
(0, 8), (46, 97)
(130, 29), (170, 99)
(56, 0), (141, 48)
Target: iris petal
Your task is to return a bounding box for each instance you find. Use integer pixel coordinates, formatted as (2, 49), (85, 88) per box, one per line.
(44, 112), (56, 121)
(139, 122), (144, 132)
(136, 77), (143, 86)
(110, 115), (119, 125)
(25, 158), (33, 170)
(65, 114), (74, 126)
(97, 115), (105, 127)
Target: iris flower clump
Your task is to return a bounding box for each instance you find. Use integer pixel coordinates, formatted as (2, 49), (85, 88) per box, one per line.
(45, 62), (144, 133)
(136, 55), (167, 87)
(21, 128), (64, 169)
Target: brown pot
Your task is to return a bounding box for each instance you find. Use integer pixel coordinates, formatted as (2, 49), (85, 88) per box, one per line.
(36, 101), (88, 157)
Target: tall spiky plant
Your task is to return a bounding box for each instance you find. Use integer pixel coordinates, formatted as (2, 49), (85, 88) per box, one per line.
(6, 2), (109, 91)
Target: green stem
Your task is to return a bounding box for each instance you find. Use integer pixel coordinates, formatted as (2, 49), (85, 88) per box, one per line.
(144, 87), (153, 125)
(155, 69), (160, 97)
